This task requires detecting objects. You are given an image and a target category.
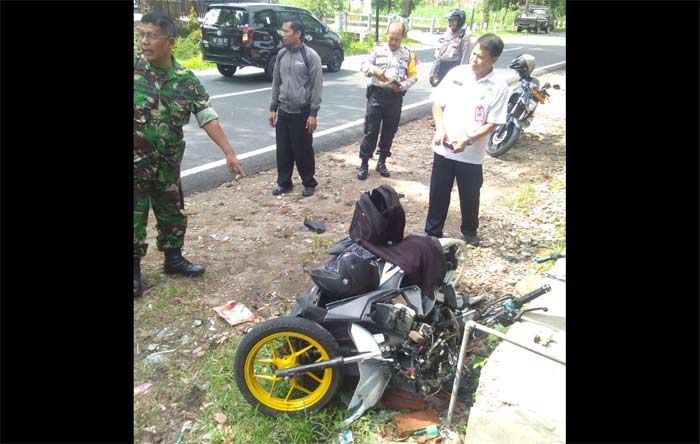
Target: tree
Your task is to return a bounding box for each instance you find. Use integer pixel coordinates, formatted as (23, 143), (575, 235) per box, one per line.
(299, 0), (345, 19)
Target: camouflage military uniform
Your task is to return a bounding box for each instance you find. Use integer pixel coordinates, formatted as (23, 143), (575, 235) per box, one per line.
(359, 43), (418, 160)
(430, 27), (471, 85)
(133, 54), (218, 258)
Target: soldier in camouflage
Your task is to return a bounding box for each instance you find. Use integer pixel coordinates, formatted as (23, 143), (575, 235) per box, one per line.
(357, 21), (418, 180)
(134, 12), (245, 298)
(429, 9), (471, 87)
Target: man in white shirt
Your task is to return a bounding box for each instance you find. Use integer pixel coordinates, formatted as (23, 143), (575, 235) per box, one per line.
(424, 34), (509, 246)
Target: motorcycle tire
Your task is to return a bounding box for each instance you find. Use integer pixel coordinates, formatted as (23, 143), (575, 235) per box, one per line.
(233, 316), (342, 417)
(486, 122), (521, 157)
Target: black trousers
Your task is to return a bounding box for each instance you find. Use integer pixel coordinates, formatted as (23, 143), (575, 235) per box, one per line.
(424, 153), (483, 237)
(275, 109), (317, 188)
(359, 86), (403, 160)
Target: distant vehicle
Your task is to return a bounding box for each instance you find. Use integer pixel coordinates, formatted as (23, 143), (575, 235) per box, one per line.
(200, 2), (345, 81)
(514, 5), (556, 34)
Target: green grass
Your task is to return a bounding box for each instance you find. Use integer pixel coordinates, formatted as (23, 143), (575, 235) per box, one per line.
(505, 183), (538, 213)
(535, 240), (566, 273)
(194, 340), (350, 443)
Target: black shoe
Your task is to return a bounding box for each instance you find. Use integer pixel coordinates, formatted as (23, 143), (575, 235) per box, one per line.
(375, 161), (390, 177)
(462, 231), (480, 247)
(134, 257), (143, 298)
(272, 184), (293, 195)
(163, 249), (205, 277)
(357, 163), (369, 180)
(302, 186), (315, 197)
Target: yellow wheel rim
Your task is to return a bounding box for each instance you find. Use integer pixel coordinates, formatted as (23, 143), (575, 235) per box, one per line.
(243, 331), (333, 412)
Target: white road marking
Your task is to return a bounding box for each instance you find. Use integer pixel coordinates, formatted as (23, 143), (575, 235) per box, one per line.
(210, 87), (272, 100)
(181, 59), (565, 178)
(502, 46), (524, 52)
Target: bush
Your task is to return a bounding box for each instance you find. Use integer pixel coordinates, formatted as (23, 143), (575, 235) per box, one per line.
(173, 30), (201, 61)
(175, 6), (201, 38)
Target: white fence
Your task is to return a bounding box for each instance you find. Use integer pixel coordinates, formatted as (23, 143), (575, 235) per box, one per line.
(328, 11), (565, 36)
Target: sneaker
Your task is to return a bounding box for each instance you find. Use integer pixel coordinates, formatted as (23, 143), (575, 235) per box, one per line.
(375, 162), (390, 177)
(272, 184), (293, 195)
(357, 163), (369, 180)
(302, 186), (315, 197)
(461, 231), (480, 247)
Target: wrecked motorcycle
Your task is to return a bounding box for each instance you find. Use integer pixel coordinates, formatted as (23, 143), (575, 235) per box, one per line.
(233, 186), (551, 424)
(486, 54), (560, 157)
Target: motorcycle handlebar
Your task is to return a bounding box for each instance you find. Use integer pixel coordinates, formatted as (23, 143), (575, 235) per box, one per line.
(513, 284), (551, 308)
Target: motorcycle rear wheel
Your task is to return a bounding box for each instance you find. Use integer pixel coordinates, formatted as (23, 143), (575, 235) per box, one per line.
(233, 316), (342, 416)
(486, 122), (521, 157)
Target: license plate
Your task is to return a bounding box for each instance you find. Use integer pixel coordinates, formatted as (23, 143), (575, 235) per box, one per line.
(211, 37), (229, 47)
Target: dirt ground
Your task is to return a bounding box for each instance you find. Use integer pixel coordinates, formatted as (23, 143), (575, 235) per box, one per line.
(134, 70), (566, 443)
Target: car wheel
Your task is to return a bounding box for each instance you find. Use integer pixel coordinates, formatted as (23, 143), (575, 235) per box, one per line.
(264, 56), (275, 82)
(217, 64), (237, 77)
(517, 27), (522, 32)
(326, 49), (343, 73)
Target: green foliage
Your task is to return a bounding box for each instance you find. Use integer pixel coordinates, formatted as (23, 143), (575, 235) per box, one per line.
(281, 0), (344, 20)
(173, 30), (201, 61)
(340, 32), (378, 56)
(175, 6), (201, 38)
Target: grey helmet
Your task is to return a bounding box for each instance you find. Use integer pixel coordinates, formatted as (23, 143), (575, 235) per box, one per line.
(445, 9), (466, 29)
(509, 54), (536, 77)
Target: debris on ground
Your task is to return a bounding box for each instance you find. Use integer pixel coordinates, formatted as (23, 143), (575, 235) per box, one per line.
(213, 301), (256, 326)
(134, 382), (153, 395)
(394, 410), (441, 437)
(304, 218), (326, 233)
(377, 386), (426, 411)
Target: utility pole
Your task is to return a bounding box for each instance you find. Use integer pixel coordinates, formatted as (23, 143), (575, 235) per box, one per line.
(469, 0), (477, 31)
(375, 0), (380, 42)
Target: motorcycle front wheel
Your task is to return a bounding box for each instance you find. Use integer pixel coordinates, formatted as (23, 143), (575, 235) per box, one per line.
(486, 122), (521, 157)
(233, 316), (342, 417)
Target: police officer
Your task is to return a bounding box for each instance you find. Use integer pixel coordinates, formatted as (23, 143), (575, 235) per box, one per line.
(429, 9), (471, 87)
(134, 12), (245, 298)
(424, 34), (509, 247)
(357, 21), (418, 180)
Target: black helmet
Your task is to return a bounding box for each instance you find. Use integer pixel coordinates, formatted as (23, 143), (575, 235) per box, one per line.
(509, 54), (536, 78)
(445, 9), (466, 29)
(310, 252), (380, 299)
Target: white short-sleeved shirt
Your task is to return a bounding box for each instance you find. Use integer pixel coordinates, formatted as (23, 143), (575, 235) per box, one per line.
(431, 65), (509, 164)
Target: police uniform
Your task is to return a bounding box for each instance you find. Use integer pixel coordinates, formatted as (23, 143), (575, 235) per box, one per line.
(424, 64), (509, 239)
(133, 54), (218, 258)
(359, 43), (418, 161)
(430, 26), (471, 85)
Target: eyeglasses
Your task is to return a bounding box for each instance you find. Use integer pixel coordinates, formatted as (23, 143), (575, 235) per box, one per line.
(138, 32), (171, 42)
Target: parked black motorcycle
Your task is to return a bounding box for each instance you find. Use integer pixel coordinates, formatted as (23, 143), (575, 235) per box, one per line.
(486, 54), (560, 157)
(233, 186), (551, 424)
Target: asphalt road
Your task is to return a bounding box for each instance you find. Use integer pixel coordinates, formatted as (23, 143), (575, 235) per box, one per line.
(180, 32), (565, 194)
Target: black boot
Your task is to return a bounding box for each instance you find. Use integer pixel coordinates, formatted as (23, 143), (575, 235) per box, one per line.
(375, 157), (390, 177)
(134, 257), (143, 298)
(163, 248), (205, 277)
(357, 159), (369, 180)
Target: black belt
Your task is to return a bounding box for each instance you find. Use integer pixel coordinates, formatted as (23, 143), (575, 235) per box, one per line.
(368, 84), (406, 97)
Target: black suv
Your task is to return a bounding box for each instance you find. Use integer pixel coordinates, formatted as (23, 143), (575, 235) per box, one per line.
(514, 5), (556, 34)
(200, 3), (344, 81)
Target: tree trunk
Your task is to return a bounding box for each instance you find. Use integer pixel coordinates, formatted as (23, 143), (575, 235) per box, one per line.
(400, 0), (410, 17)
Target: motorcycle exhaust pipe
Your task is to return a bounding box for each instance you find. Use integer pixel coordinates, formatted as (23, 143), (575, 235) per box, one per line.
(274, 351), (382, 378)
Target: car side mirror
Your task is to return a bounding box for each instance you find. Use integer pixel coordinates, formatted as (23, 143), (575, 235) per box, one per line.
(552, 84), (561, 90)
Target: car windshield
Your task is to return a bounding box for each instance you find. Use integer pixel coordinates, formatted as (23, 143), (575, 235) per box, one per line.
(529, 8), (549, 15)
(203, 8), (248, 27)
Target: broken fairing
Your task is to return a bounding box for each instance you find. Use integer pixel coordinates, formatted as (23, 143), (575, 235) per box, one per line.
(344, 324), (392, 424)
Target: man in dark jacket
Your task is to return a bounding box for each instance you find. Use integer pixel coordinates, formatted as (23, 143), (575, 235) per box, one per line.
(269, 19), (323, 197)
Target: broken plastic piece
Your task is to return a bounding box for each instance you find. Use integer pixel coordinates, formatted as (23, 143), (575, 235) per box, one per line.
(213, 301), (256, 326)
(134, 382), (153, 395)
